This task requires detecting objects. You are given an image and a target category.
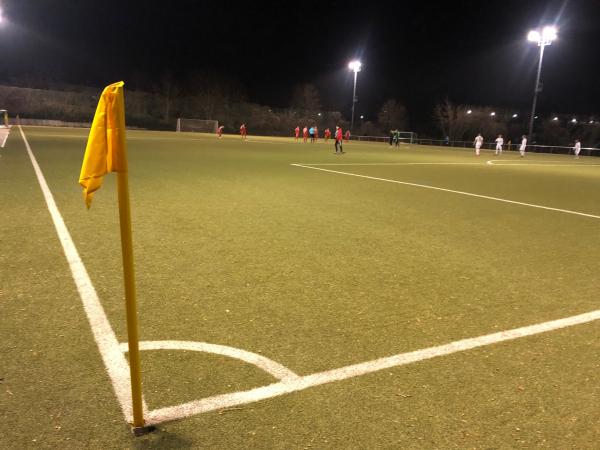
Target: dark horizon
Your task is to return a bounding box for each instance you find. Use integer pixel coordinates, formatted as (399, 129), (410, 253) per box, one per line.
(1, 0), (599, 130)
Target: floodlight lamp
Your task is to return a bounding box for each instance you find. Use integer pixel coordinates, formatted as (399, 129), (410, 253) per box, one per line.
(348, 60), (362, 72)
(552, 117), (558, 121)
(534, 116), (539, 119)
(571, 118), (577, 123)
(467, 110), (472, 114)
(542, 26), (557, 42)
(589, 120), (594, 124)
(512, 113), (518, 118)
(360, 115), (364, 119)
(528, 30), (541, 42)
(490, 112), (496, 116)
(317, 112), (322, 116)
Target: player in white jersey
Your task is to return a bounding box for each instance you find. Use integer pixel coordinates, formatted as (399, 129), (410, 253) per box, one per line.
(574, 139), (581, 159)
(519, 135), (527, 157)
(473, 133), (483, 156)
(494, 134), (504, 155)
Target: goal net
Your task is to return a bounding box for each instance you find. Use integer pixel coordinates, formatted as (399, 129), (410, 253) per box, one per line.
(176, 118), (218, 133)
(0, 110), (8, 128)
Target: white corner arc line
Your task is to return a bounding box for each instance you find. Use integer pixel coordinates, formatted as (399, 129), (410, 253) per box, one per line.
(18, 125), (144, 423)
(291, 163), (600, 220)
(145, 309), (600, 425)
(119, 341), (299, 382)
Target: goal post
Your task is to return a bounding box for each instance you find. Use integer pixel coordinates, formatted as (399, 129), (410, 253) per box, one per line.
(176, 118), (218, 134)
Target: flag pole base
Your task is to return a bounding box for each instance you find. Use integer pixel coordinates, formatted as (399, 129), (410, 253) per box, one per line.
(132, 425), (157, 436)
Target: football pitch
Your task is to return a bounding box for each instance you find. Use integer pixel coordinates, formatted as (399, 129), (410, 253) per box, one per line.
(2, 126), (599, 448)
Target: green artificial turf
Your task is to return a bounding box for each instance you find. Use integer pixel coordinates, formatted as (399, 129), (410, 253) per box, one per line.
(1, 127), (598, 448)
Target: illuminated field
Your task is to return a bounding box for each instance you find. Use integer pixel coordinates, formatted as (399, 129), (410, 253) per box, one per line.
(2, 127), (599, 448)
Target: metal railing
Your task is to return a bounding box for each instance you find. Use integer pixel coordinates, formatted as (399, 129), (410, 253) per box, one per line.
(352, 135), (600, 156)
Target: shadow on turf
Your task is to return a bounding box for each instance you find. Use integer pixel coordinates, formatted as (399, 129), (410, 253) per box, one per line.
(131, 426), (194, 449)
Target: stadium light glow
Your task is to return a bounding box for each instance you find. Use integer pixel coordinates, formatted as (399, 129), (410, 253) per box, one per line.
(512, 113), (518, 118)
(467, 110), (472, 114)
(527, 30), (541, 42)
(535, 116), (539, 119)
(527, 25), (558, 139)
(571, 118), (577, 123)
(317, 112), (322, 116)
(490, 112), (496, 116)
(360, 115), (364, 119)
(553, 117), (559, 121)
(348, 60), (362, 132)
(589, 120), (594, 124)
(542, 26), (558, 42)
(348, 60), (362, 73)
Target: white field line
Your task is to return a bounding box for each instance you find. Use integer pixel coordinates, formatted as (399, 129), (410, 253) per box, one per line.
(146, 309), (600, 425)
(291, 163), (600, 220)
(120, 341), (299, 382)
(18, 125), (145, 423)
(0, 128), (10, 147)
(486, 159), (600, 167)
(297, 162), (482, 166)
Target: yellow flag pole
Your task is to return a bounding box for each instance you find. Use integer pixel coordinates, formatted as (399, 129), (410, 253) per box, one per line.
(116, 170), (145, 430)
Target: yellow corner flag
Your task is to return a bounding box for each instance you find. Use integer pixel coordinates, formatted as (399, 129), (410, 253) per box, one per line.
(79, 81), (127, 208)
(79, 82), (147, 432)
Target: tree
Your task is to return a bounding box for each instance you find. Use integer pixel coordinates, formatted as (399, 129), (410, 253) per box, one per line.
(291, 83), (322, 112)
(159, 71), (179, 122)
(377, 99), (409, 132)
(433, 98), (471, 140)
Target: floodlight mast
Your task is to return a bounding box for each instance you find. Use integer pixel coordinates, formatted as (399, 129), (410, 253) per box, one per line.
(527, 26), (557, 140)
(348, 60), (362, 132)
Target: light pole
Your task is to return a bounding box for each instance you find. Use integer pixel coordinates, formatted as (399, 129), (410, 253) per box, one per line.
(527, 26), (557, 141)
(348, 60), (362, 132)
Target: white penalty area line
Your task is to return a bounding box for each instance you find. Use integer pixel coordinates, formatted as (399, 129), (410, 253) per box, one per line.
(18, 125), (145, 423)
(291, 163), (600, 220)
(146, 309), (600, 425)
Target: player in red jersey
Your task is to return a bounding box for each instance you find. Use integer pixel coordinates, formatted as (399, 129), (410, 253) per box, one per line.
(334, 126), (344, 154)
(217, 125), (224, 138)
(324, 128), (331, 141)
(240, 123), (247, 140)
(314, 126), (319, 142)
(344, 130), (351, 142)
(302, 126), (308, 143)
(294, 126), (300, 141)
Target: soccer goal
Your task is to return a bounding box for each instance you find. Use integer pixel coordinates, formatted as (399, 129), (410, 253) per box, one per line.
(0, 110), (9, 128)
(176, 118), (219, 133)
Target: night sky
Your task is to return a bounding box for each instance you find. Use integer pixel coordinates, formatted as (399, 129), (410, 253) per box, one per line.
(1, 0), (599, 128)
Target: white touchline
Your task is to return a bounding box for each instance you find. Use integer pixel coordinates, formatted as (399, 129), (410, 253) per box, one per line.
(18, 125), (146, 423)
(291, 163), (600, 220)
(145, 309), (600, 425)
(1, 128), (10, 147)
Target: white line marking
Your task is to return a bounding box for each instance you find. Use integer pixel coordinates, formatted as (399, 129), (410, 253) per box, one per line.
(145, 309), (600, 425)
(295, 162), (482, 166)
(120, 341), (299, 382)
(291, 163), (600, 220)
(0, 128), (10, 147)
(486, 159), (600, 167)
(18, 125), (145, 423)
